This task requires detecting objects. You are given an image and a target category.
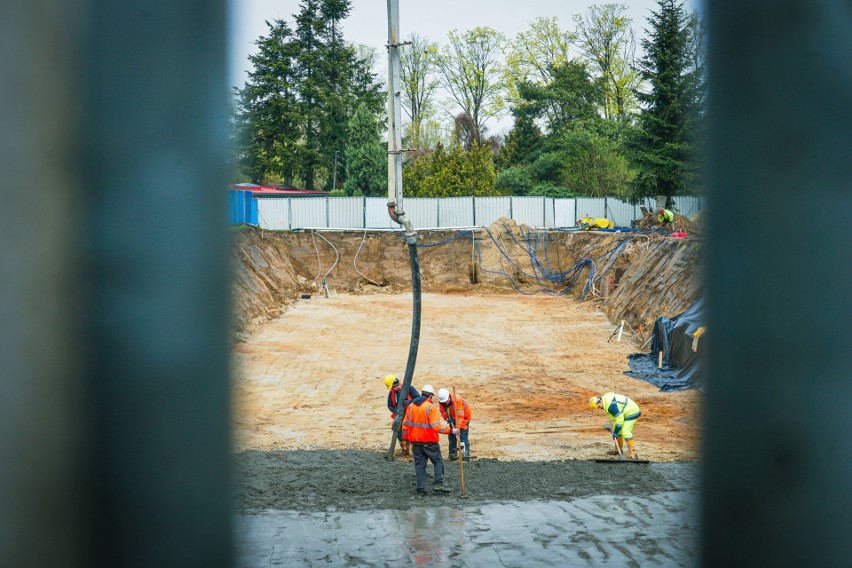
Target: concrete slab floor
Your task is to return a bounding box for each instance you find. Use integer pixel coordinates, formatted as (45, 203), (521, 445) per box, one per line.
(236, 489), (699, 567)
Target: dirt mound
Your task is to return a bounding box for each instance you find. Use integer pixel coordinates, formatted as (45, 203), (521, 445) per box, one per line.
(633, 208), (697, 234)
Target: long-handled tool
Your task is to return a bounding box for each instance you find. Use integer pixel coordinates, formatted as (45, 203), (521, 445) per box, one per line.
(595, 436), (650, 464)
(453, 386), (467, 498)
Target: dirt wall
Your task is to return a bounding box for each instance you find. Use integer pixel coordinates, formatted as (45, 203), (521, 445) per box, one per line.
(231, 221), (703, 339)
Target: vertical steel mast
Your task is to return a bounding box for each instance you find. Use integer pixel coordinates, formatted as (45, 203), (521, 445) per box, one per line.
(386, 0), (421, 461)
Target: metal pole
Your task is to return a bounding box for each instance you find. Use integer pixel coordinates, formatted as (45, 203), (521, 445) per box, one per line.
(386, 0), (404, 216)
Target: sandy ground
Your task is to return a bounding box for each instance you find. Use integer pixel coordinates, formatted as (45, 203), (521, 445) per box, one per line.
(232, 293), (701, 463)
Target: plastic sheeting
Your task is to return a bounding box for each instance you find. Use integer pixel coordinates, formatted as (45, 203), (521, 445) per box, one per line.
(625, 298), (706, 391)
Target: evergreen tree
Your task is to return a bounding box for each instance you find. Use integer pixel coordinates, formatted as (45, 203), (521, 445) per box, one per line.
(631, 0), (705, 203)
(403, 143), (499, 197)
(232, 21), (301, 184)
(342, 103), (387, 196)
(231, 0), (382, 187)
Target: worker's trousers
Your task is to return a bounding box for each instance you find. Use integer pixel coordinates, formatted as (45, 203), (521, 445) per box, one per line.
(448, 428), (470, 457)
(412, 442), (444, 490)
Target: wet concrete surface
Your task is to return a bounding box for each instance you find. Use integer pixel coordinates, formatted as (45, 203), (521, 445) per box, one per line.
(235, 450), (699, 566)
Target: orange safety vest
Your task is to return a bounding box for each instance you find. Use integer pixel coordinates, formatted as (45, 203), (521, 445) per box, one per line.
(402, 400), (449, 443)
(440, 396), (471, 430)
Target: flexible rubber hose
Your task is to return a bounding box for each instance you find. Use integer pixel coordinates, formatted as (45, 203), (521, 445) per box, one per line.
(387, 237), (421, 460)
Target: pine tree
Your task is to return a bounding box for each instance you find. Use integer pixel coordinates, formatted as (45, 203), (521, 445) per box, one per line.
(631, 0), (705, 203)
(342, 103), (387, 196)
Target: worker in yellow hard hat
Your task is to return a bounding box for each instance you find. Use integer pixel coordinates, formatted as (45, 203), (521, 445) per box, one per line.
(590, 393), (641, 459)
(385, 375), (420, 456)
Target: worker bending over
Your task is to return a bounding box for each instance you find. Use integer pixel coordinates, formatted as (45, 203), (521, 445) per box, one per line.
(437, 388), (471, 461)
(590, 393), (641, 459)
(402, 384), (459, 496)
(658, 208), (674, 231)
(385, 375), (420, 456)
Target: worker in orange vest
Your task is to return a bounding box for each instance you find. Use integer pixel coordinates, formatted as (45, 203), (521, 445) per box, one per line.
(385, 375), (419, 456)
(437, 388), (471, 461)
(402, 384), (459, 496)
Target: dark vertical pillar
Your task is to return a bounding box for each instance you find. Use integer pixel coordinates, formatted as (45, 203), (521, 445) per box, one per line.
(0, 0), (233, 566)
(0, 1), (90, 565)
(82, 1), (233, 566)
(703, 1), (852, 565)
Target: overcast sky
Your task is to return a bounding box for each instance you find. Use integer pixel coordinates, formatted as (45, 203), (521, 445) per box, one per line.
(227, 0), (702, 132)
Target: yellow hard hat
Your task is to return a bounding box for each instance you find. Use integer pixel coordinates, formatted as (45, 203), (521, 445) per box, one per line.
(384, 375), (397, 389)
(589, 396), (600, 411)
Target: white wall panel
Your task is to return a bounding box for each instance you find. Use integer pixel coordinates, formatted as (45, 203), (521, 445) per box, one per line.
(554, 199), (577, 228)
(605, 198), (637, 228)
(328, 196), (364, 228)
(365, 197), (399, 229)
(672, 196), (702, 217)
(439, 197), (474, 227)
(474, 196), (511, 227)
(257, 198), (291, 230)
(576, 197), (606, 220)
(511, 196), (546, 227)
(405, 198), (439, 228)
(291, 198), (327, 229)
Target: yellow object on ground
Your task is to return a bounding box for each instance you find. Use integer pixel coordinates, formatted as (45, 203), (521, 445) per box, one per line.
(578, 217), (615, 230)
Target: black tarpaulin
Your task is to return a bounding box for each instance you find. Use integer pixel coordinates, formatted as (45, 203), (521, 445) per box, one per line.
(625, 298), (706, 392)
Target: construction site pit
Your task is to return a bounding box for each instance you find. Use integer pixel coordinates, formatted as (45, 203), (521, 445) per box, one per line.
(231, 218), (703, 566)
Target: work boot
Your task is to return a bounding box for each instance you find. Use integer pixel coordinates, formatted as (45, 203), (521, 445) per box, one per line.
(416, 488), (428, 497)
(448, 452), (458, 461)
(432, 483), (451, 494)
(463, 454), (470, 462)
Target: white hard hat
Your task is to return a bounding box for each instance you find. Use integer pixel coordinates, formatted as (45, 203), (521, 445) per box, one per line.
(437, 388), (450, 403)
(421, 384), (434, 395)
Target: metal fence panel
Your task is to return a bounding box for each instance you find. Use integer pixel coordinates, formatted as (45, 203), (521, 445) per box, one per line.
(511, 196), (546, 227)
(291, 198), (327, 229)
(576, 197), (606, 220)
(329, 196), (364, 228)
(440, 197), (474, 227)
(405, 197), (439, 228)
(474, 196), (511, 228)
(605, 198), (637, 228)
(672, 196), (702, 217)
(544, 197), (555, 228)
(554, 198), (577, 228)
(365, 197), (399, 229)
(257, 198), (291, 230)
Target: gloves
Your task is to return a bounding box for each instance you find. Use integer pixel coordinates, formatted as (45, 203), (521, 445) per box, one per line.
(612, 431), (618, 440)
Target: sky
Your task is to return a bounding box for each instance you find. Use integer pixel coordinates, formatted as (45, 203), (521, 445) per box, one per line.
(227, 0), (702, 132)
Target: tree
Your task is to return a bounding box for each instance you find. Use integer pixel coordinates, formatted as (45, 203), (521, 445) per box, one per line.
(495, 113), (544, 169)
(231, 1), (383, 188)
(400, 34), (440, 149)
(402, 143), (499, 197)
(630, 0), (705, 202)
(436, 27), (507, 145)
(516, 61), (603, 136)
(573, 4), (640, 120)
(342, 102), (387, 196)
(232, 20), (302, 184)
(504, 17), (575, 107)
(558, 126), (635, 196)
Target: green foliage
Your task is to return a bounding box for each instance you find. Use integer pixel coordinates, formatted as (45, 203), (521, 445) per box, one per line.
(573, 4), (640, 120)
(557, 127), (635, 197)
(504, 17), (574, 108)
(515, 61), (603, 136)
(436, 27), (507, 144)
(630, 0), (705, 202)
(403, 143), (499, 197)
(495, 114), (544, 169)
(231, 0), (383, 189)
(342, 103), (387, 197)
